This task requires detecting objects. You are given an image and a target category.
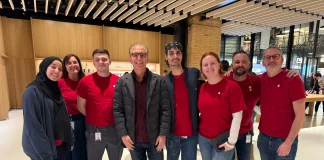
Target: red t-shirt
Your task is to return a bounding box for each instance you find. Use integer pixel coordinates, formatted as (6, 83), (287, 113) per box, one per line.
(228, 73), (261, 134)
(76, 72), (119, 127)
(198, 78), (247, 139)
(258, 70), (306, 138)
(174, 73), (193, 136)
(58, 77), (80, 115)
(55, 140), (63, 146)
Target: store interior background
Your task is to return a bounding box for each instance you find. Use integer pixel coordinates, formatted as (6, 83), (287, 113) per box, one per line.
(0, 0), (323, 159)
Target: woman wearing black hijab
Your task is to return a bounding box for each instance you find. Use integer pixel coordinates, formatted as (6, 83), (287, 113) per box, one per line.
(22, 56), (73, 160)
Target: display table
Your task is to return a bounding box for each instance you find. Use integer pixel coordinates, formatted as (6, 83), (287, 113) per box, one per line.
(306, 94), (324, 116)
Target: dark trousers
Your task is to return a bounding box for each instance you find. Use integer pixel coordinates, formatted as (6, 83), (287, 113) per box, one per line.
(235, 133), (252, 160)
(257, 132), (298, 160)
(314, 101), (324, 112)
(31, 143), (70, 160)
(55, 142), (70, 160)
(86, 124), (123, 160)
(130, 142), (164, 160)
(66, 114), (87, 160)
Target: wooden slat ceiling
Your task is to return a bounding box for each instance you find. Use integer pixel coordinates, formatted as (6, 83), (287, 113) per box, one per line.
(0, 0), (323, 34)
(0, 0), (226, 28)
(206, 0), (323, 36)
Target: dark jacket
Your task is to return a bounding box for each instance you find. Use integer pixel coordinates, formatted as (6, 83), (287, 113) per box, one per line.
(22, 86), (57, 160)
(305, 76), (314, 90)
(113, 70), (171, 144)
(22, 86), (74, 160)
(164, 67), (201, 135)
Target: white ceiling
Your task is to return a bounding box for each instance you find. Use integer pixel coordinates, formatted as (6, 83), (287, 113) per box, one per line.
(207, 0), (324, 36)
(1, 0), (323, 36)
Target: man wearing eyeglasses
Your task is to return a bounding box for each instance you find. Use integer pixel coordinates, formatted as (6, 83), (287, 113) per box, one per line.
(113, 43), (171, 160)
(257, 47), (305, 160)
(76, 48), (123, 160)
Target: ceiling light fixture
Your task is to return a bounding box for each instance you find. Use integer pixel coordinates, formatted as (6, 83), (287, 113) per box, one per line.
(320, 25), (324, 30)
(276, 31), (286, 37)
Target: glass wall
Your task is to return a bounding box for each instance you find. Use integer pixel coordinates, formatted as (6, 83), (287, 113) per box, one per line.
(251, 33), (264, 74)
(269, 27), (290, 68)
(316, 20), (324, 76)
(220, 35), (241, 62)
(291, 23), (313, 78)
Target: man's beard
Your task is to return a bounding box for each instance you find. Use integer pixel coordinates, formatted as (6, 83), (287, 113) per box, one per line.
(234, 68), (247, 76)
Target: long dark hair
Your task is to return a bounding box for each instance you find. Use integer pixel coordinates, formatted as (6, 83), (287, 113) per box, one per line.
(62, 54), (85, 79)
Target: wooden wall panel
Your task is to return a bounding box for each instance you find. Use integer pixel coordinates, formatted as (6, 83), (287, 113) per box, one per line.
(2, 18), (35, 109)
(0, 17), (9, 119)
(31, 19), (60, 58)
(103, 27), (160, 63)
(103, 27), (126, 61)
(11, 58), (36, 108)
(32, 19), (103, 59)
(0, 57), (10, 119)
(80, 24), (103, 60)
(0, 18), (5, 55)
(58, 22), (82, 58)
(6, 58), (17, 108)
(160, 34), (174, 74)
(3, 18), (34, 58)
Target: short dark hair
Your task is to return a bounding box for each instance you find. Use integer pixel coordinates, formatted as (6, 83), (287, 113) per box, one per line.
(92, 48), (110, 57)
(163, 70), (168, 73)
(315, 73), (322, 77)
(232, 50), (249, 59)
(221, 60), (230, 72)
(62, 54), (85, 79)
(164, 42), (183, 67)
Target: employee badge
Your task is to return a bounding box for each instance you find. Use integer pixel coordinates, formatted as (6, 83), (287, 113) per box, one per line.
(70, 121), (75, 130)
(249, 86), (252, 91)
(246, 134), (251, 143)
(95, 131), (102, 141)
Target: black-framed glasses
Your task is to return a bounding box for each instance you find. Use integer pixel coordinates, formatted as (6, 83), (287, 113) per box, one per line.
(263, 54), (281, 61)
(131, 53), (147, 58)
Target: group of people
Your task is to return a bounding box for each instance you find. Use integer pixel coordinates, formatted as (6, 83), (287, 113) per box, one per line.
(22, 41), (306, 160)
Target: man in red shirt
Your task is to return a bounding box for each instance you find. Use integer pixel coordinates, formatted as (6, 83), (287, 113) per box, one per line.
(76, 49), (123, 160)
(227, 51), (261, 160)
(257, 47), (306, 160)
(163, 42), (201, 160)
(113, 43), (170, 160)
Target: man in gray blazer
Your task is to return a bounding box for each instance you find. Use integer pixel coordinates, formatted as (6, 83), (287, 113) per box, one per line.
(113, 42), (171, 160)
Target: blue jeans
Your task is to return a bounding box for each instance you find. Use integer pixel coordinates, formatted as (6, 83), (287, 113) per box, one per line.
(198, 134), (234, 160)
(130, 142), (163, 160)
(257, 132), (298, 160)
(166, 134), (198, 160)
(235, 133), (252, 160)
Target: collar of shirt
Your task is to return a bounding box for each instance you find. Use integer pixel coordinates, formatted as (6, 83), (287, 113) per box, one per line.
(131, 68), (149, 83)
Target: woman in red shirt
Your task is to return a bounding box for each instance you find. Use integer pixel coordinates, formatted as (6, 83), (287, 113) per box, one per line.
(58, 54), (87, 160)
(198, 52), (246, 160)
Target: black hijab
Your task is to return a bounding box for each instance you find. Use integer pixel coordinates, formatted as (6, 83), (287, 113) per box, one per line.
(28, 56), (72, 146)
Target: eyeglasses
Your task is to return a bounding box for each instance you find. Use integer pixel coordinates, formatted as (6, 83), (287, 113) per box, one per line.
(263, 54), (281, 61)
(131, 53), (147, 58)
